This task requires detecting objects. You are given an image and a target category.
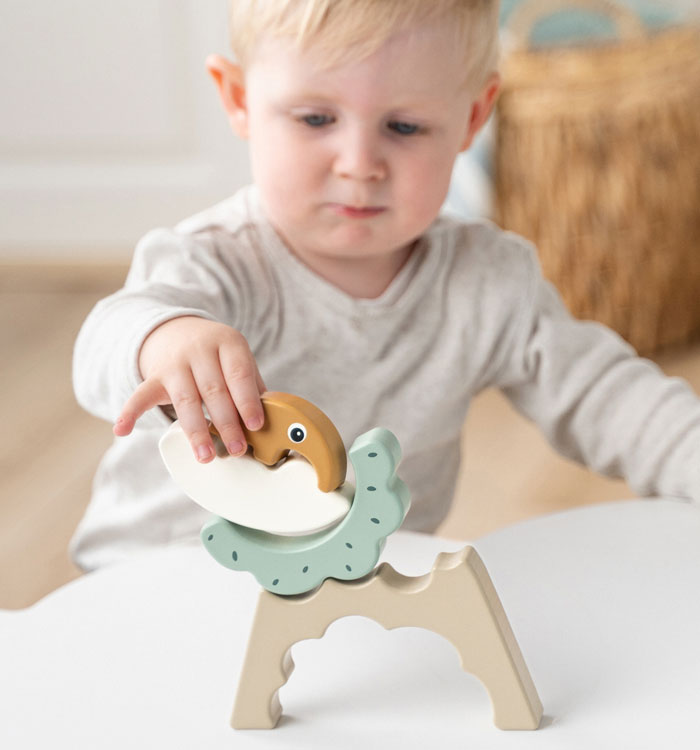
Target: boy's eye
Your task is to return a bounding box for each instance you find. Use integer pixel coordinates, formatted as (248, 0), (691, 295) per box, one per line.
(300, 113), (334, 127)
(388, 121), (420, 136)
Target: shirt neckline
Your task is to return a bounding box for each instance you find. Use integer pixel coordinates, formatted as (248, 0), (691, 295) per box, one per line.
(246, 186), (446, 316)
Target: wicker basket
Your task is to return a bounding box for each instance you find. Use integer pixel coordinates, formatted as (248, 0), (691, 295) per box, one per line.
(494, 0), (700, 355)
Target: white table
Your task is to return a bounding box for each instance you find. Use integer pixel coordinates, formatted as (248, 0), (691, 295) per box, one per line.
(1, 499), (699, 749)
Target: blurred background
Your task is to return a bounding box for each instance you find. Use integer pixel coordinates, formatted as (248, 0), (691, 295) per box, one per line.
(1, 0), (699, 608)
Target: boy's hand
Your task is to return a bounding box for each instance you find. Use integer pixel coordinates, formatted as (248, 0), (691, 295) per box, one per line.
(114, 316), (266, 462)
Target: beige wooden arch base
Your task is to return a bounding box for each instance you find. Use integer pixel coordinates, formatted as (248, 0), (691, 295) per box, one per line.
(232, 546), (543, 731)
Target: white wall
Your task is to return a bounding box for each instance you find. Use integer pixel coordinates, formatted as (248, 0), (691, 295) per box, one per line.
(0, 0), (252, 260)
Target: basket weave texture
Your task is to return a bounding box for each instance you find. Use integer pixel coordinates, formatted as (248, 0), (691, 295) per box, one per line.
(495, 17), (700, 355)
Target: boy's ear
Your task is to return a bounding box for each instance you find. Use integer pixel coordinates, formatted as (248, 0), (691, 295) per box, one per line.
(206, 54), (249, 138)
(459, 72), (501, 152)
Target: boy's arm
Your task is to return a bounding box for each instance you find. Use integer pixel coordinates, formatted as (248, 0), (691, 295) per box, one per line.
(73, 228), (264, 460)
(499, 254), (700, 503)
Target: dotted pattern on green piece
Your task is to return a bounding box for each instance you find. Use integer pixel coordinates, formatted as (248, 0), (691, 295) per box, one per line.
(200, 427), (410, 596)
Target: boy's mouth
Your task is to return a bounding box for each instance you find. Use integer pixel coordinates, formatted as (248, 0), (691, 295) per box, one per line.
(328, 203), (386, 219)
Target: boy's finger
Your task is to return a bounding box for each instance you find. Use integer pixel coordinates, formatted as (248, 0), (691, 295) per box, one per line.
(219, 350), (265, 432)
(114, 379), (166, 436)
(254, 364), (267, 396)
(167, 371), (218, 463)
(190, 363), (248, 457)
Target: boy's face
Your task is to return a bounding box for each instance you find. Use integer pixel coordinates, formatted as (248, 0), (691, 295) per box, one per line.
(212, 22), (498, 285)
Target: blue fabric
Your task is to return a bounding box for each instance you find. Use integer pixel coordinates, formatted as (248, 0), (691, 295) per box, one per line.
(500, 0), (676, 45)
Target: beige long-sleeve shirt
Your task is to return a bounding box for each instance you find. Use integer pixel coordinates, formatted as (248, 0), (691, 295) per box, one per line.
(71, 185), (700, 570)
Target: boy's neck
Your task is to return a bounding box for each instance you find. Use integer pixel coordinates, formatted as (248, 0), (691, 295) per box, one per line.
(286, 242), (416, 300)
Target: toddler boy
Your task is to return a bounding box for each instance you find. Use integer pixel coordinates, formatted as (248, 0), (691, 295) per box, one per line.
(72, 0), (700, 570)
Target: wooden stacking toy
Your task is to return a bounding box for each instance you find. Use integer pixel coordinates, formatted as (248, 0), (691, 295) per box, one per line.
(159, 391), (542, 730)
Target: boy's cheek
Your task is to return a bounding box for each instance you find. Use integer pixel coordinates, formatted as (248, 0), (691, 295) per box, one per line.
(253, 156), (308, 204)
(249, 131), (311, 183)
(249, 149), (294, 197)
(399, 159), (453, 210)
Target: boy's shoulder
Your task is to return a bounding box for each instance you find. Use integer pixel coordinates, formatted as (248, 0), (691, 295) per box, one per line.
(429, 212), (540, 284)
(129, 185), (271, 280)
(425, 216), (545, 335)
(173, 184), (263, 237)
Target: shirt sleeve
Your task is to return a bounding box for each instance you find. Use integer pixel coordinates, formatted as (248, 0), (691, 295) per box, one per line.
(498, 240), (700, 503)
(73, 228), (241, 428)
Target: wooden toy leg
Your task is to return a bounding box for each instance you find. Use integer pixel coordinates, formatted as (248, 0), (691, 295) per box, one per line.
(232, 546), (542, 731)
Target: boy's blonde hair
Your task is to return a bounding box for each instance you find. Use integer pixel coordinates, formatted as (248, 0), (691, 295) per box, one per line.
(229, 0), (500, 91)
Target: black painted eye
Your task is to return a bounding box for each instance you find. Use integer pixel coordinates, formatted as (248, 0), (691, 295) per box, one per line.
(288, 423), (307, 443)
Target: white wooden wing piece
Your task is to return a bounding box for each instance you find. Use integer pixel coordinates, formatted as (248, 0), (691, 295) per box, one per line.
(158, 421), (353, 537)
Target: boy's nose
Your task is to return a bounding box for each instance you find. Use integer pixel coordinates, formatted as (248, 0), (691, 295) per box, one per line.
(333, 129), (387, 182)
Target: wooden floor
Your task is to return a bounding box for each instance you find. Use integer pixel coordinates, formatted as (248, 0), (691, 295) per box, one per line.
(0, 263), (128, 610)
(2, 261), (700, 610)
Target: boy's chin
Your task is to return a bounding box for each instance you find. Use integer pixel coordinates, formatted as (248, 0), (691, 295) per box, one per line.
(276, 217), (417, 264)
(297, 240), (414, 267)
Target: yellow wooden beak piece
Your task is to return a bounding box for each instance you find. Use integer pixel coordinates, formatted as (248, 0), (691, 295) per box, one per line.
(242, 391), (347, 492)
